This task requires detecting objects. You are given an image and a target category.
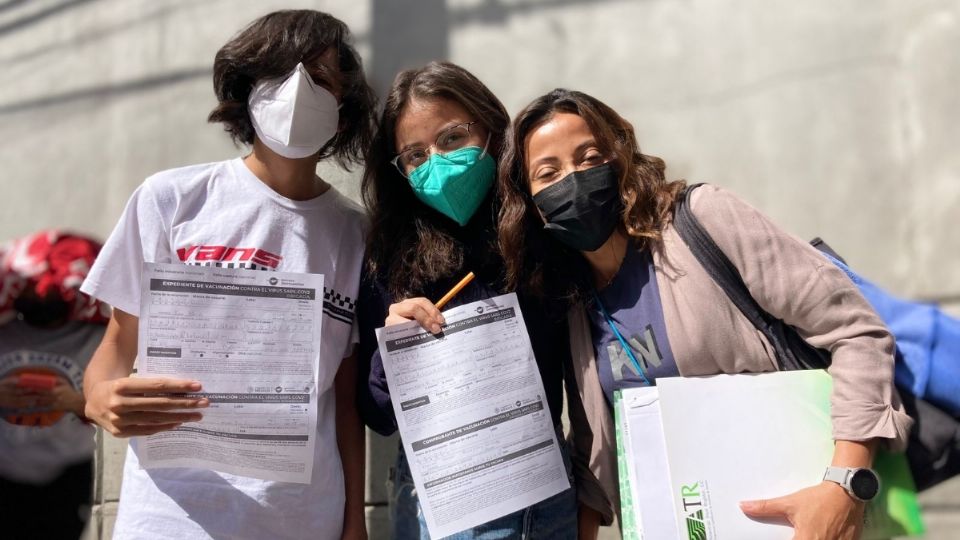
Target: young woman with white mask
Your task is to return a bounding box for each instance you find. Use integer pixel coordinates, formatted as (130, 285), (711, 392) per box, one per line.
(79, 10), (376, 540)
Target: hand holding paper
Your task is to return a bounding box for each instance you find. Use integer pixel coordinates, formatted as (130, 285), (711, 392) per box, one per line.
(84, 377), (208, 437)
(135, 262), (326, 483)
(377, 293), (569, 538)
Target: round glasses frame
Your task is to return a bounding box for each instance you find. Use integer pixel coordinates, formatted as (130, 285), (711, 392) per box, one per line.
(391, 121), (482, 177)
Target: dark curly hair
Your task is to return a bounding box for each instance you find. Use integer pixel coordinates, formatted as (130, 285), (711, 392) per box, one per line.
(362, 62), (509, 299)
(207, 10), (376, 167)
(498, 88), (686, 301)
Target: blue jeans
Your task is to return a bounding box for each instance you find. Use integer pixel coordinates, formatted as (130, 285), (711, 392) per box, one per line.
(388, 432), (578, 540)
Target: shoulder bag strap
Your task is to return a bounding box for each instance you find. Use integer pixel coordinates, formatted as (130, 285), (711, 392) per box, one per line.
(672, 184), (829, 371)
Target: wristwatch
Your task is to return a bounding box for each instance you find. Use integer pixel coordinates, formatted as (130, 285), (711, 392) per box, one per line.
(823, 466), (881, 501)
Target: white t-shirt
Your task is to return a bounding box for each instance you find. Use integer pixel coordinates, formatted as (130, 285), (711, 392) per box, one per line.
(81, 158), (366, 540)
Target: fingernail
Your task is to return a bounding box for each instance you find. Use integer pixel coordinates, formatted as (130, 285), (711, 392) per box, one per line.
(431, 324), (441, 334)
(196, 399), (210, 408)
(438, 316), (446, 325)
(189, 382), (202, 391)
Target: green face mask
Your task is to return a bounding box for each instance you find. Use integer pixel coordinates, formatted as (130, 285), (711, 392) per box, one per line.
(408, 146), (496, 226)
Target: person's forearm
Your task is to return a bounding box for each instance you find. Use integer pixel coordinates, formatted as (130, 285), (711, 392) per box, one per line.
(578, 504), (601, 540)
(83, 310), (138, 397)
(83, 341), (132, 396)
(335, 354), (367, 538)
(338, 405), (367, 535)
(831, 439), (877, 468)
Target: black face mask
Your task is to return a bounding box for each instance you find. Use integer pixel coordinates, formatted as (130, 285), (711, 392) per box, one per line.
(532, 162), (623, 252)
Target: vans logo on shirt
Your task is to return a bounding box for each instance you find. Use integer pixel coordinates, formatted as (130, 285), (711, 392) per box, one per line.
(176, 245), (283, 269)
(607, 324), (664, 382)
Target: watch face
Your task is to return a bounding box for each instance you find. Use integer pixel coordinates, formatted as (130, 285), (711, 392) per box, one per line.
(850, 469), (880, 500)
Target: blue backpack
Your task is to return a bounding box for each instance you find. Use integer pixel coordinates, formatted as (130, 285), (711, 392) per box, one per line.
(818, 249), (960, 417)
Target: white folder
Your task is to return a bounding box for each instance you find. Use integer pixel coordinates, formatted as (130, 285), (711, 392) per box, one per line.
(616, 371), (923, 540)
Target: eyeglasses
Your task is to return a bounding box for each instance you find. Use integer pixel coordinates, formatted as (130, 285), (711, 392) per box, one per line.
(391, 122), (481, 177)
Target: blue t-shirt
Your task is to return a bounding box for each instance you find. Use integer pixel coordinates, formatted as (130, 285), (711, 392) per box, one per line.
(586, 245), (678, 405)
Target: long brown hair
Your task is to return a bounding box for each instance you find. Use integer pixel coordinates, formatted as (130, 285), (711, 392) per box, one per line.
(362, 62), (509, 298)
(498, 88), (685, 300)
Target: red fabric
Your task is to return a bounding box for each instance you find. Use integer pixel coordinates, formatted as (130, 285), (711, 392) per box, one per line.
(0, 230), (109, 325)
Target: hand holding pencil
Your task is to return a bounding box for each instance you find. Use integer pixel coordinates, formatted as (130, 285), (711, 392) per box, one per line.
(384, 272), (476, 334)
(435, 272), (475, 309)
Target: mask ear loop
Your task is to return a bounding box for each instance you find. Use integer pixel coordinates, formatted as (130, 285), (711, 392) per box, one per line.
(478, 132), (493, 160)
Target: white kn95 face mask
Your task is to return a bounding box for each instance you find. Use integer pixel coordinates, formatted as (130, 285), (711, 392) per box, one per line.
(248, 62), (340, 159)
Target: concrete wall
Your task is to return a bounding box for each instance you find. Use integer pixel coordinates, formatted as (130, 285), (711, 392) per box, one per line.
(1, 0), (958, 538)
(3, 0), (959, 298)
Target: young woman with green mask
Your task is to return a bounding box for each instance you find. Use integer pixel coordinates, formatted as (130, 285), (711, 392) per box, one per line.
(356, 62), (577, 539)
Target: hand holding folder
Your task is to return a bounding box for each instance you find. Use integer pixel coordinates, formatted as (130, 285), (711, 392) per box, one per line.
(616, 371), (924, 540)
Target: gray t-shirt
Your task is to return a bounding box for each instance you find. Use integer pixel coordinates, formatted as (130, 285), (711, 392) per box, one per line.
(586, 245), (679, 405)
(0, 319), (104, 484)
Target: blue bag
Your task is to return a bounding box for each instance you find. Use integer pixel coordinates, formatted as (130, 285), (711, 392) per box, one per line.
(821, 252), (960, 418)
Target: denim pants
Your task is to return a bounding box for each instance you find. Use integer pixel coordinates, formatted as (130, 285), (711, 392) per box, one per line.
(388, 430), (578, 540)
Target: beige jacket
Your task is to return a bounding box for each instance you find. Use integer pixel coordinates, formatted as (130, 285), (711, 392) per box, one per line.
(565, 185), (913, 525)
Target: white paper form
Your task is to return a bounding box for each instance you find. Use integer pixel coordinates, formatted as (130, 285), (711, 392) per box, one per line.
(136, 262), (324, 484)
(377, 292), (569, 538)
(617, 387), (680, 540)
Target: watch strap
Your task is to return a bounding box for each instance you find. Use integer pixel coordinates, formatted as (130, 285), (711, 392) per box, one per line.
(823, 466), (851, 486)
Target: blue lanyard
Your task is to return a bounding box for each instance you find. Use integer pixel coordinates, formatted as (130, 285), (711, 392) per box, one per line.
(593, 292), (650, 385)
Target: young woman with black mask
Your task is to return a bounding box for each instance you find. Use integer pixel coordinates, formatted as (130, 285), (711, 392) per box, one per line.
(497, 89), (911, 540)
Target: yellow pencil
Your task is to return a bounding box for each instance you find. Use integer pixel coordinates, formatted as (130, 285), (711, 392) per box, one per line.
(435, 272), (476, 310)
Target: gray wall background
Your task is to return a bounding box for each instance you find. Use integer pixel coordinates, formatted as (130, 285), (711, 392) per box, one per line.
(1, 0), (957, 538)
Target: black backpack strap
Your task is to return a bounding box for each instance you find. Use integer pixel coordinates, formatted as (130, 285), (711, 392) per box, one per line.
(672, 184), (771, 345)
(672, 184), (829, 371)
(810, 237), (847, 265)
